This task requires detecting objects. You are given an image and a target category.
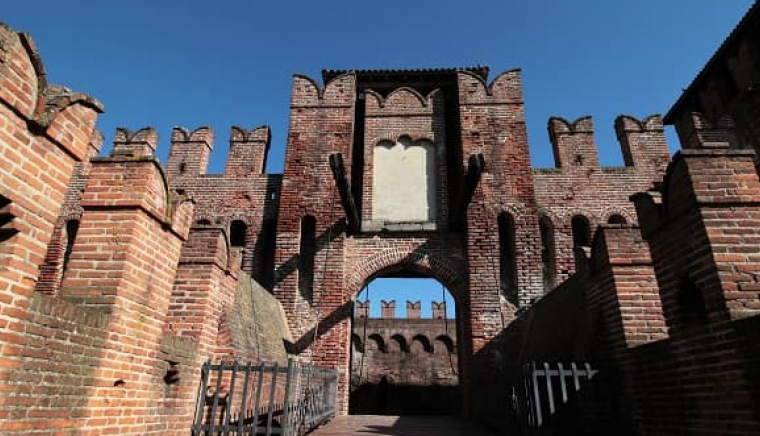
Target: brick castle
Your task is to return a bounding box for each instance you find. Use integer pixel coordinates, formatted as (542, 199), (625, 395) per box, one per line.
(0, 2), (759, 434)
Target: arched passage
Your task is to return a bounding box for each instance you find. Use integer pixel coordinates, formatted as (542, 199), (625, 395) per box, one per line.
(349, 273), (462, 416)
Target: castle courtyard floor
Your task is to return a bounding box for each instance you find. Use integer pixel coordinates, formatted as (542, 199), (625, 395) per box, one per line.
(309, 415), (501, 436)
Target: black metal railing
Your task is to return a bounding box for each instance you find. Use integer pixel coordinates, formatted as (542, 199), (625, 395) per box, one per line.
(192, 359), (338, 436)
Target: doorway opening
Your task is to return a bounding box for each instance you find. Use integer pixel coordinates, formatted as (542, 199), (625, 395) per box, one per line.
(349, 276), (460, 415)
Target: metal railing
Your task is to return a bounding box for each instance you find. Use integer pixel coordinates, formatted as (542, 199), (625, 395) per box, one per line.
(511, 361), (598, 429)
(192, 359), (339, 436)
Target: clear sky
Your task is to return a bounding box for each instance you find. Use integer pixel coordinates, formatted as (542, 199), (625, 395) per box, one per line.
(2, 1), (754, 317)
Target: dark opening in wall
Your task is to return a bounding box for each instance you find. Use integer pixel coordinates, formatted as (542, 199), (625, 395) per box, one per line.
(230, 220), (247, 247)
(608, 214), (627, 224)
(0, 195), (18, 244)
(539, 215), (556, 290)
(676, 276), (708, 329)
(62, 219), (80, 274)
(299, 215), (316, 302)
(572, 215), (591, 247)
(498, 212), (517, 301)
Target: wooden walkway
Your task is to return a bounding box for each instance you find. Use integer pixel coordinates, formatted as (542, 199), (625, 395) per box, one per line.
(308, 415), (501, 436)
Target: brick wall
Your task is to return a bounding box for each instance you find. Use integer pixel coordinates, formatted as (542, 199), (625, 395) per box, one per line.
(0, 21), (103, 435)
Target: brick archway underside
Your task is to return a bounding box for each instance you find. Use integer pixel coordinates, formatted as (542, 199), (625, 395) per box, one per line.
(346, 248), (467, 302)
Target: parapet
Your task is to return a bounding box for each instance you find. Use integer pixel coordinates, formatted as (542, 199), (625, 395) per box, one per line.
(545, 114), (668, 171)
(356, 300), (453, 319)
(159, 125), (274, 179)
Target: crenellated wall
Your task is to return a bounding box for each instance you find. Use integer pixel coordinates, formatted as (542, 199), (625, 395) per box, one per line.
(533, 114), (670, 285)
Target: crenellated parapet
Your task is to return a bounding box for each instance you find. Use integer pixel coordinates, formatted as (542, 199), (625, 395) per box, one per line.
(545, 114), (669, 173)
(632, 146), (760, 322)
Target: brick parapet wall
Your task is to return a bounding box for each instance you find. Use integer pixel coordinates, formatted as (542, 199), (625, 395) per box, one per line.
(533, 114), (669, 284)
(51, 142), (195, 434)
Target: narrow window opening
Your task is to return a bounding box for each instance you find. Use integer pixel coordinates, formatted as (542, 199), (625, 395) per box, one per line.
(571, 215), (591, 247)
(498, 212), (518, 301)
(179, 162), (187, 174)
(0, 195), (18, 244)
(676, 276), (708, 328)
(62, 219), (80, 274)
(539, 216), (556, 290)
(299, 215), (316, 302)
(230, 220), (247, 247)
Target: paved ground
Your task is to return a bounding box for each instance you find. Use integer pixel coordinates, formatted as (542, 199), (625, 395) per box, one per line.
(308, 415), (501, 436)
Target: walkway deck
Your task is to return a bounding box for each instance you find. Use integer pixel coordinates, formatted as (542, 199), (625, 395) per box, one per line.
(308, 415), (501, 436)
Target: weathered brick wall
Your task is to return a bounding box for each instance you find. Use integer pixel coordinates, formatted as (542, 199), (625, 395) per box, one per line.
(533, 115), (669, 285)
(166, 126), (281, 285)
(0, 21), (103, 435)
(627, 144), (760, 434)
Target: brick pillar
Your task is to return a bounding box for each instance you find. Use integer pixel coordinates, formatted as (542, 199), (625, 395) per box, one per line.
(167, 227), (238, 357)
(58, 130), (194, 435)
(578, 224), (667, 433)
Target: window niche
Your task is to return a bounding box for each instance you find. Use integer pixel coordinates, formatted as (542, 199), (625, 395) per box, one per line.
(372, 137), (437, 223)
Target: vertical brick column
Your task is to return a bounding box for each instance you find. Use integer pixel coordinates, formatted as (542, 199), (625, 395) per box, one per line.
(457, 69), (543, 419)
(167, 226), (238, 359)
(58, 129), (193, 435)
(274, 73), (355, 412)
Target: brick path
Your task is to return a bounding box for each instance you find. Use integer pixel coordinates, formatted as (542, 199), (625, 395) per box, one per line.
(308, 415), (501, 436)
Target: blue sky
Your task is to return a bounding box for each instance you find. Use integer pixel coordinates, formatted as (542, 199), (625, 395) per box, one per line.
(2, 1), (753, 317)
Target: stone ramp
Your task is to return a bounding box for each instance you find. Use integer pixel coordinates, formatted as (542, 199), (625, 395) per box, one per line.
(308, 415), (500, 436)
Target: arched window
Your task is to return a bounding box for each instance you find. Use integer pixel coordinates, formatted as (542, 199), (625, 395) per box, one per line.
(539, 215), (556, 289)
(571, 215), (591, 247)
(299, 215), (316, 302)
(230, 220), (247, 247)
(373, 137), (437, 222)
(498, 212), (517, 300)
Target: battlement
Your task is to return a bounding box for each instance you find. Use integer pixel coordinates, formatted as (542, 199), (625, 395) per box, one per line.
(544, 114), (668, 171)
(356, 300), (453, 320)
(98, 125), (272, 179)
